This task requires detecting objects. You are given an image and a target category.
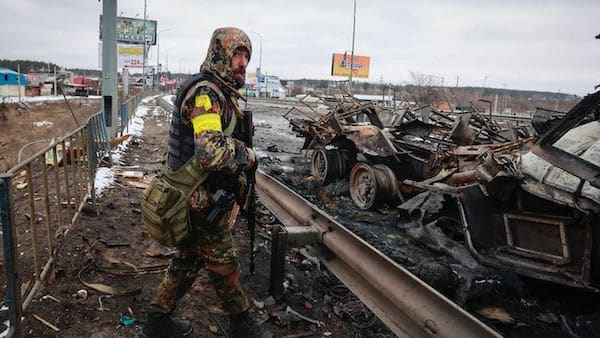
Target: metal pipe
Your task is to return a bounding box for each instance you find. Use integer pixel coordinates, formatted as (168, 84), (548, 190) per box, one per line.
(26, 163), (41, 282)
(62, 140), (73, 222)
(52, 146), (64, 228)
(70, 136), (81, 208)
(41, 153), (54, 258)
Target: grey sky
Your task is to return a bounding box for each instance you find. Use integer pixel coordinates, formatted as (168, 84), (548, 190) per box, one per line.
(1, 0), (598, 95)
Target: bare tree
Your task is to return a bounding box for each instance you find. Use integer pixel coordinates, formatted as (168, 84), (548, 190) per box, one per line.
(407, 71), (442, 107)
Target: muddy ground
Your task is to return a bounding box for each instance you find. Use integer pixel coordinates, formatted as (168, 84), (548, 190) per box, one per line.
(6, 97), (389, 337)
(0, 98), (101, 173)
(3, 96), (600, 337)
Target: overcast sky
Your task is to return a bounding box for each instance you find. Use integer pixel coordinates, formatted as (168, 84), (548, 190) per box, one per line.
(1, 0), (598, 95)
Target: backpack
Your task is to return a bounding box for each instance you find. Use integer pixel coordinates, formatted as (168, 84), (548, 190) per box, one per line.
(141, 82), (238, 247)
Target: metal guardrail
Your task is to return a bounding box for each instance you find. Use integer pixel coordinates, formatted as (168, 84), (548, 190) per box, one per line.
(256, 170), (501, 337)
(0, 91), (156, 337)
(119, 91), (159, 136)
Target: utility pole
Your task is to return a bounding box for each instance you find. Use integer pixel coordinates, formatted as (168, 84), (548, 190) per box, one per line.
(101, 0), (118, 138)
(349, 0), (356, 94)
(157, 28), (171, 90)
(142, 0), (147, 93)
(249, 32), (263, 98)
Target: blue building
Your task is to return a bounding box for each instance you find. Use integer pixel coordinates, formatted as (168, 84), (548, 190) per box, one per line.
(0, 67), (29, 97)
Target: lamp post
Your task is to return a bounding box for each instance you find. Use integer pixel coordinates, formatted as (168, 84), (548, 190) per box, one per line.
(349, 0), (357, 93)
(166, 46), (176, 77)
(249, 31), (263, 97)
(142, 0), (147, 92)
(156, 28), (171, 89)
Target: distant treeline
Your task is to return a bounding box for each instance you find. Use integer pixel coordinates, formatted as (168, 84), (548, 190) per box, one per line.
(0, 59), (61, 73)
(285, 78), (578, 101)
(0, 59), (101, 77)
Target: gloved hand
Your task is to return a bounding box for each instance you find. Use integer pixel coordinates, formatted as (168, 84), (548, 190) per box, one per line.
(244, 147), (258, 173)
(234, 141), (257, 172)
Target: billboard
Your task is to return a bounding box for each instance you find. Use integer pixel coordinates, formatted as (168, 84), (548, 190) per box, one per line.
(331, 53), (370, 78)
(100, 15), (157, 45)
(98, 42), (152, 69)
(118, 44), (145, 68)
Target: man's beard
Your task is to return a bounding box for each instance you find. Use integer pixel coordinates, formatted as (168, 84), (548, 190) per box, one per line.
(232, 69), (245, 89)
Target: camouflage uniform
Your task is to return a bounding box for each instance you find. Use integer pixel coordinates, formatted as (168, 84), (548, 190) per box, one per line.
(151, 27), (253, 317)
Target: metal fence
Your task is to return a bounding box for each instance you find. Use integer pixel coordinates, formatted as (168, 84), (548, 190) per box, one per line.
(0, 91), (156, 337)
(119, 93), (143, 136)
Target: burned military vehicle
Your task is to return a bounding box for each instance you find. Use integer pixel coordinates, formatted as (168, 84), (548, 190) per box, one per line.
(286, 92), (531, 210)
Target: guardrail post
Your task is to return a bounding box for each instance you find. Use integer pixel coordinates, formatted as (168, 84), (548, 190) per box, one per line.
(0, 174), (23, 337)
(120, 102), (127, 136)
(269, 225), (287, 300)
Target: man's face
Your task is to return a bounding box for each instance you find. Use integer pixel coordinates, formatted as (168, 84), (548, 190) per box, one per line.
(231, 47), (249, 87)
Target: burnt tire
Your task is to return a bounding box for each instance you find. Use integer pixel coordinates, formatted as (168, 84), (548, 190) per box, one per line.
(349, 163), (399, 210)
(311, 148), (345, 183)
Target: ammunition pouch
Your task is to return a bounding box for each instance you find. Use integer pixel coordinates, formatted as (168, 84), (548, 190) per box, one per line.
(142, 157), (210, 247)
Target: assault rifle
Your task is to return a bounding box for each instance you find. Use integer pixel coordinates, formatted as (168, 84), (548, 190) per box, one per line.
(242, 109), (257, 275)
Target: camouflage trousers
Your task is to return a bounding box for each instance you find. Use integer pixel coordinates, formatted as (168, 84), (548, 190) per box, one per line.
(152, 207), (249, 316)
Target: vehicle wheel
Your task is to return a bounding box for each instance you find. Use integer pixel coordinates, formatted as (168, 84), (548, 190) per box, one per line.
(349, 163), (399, 210)
(311, 148), (344, 183)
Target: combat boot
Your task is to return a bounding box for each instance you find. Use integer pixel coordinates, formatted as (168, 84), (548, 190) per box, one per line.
(142, 311), (192, 338)
(230, 311), (273, 338)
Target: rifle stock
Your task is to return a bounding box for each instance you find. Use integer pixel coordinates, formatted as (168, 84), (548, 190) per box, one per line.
(242, 110), (256, 275)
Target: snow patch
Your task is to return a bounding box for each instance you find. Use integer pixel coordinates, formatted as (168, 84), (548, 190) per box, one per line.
(94, 100), (161, 197)
(0, 320), (9, 338)
(3, 95), (101, 104)
(164, 94), (176, 105)
(33, 121), (54, 128)
(94, 167), (115, 197)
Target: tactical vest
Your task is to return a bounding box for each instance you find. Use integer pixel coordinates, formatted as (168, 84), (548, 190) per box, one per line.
(167, 73), (238, 171)
(142, 73), (238, 247)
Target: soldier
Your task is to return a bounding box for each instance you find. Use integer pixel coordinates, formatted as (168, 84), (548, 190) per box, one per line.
(142, 27), (272, 338)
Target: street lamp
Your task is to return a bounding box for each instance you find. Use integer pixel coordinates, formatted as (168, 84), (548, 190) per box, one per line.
(156, 28), (172, 88)
(349, 0), (357, 93)
(166, 47), (176, 73)
(249, 31), (263, 97)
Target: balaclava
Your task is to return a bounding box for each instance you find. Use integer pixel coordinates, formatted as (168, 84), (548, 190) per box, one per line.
(201, 27), (252, 89)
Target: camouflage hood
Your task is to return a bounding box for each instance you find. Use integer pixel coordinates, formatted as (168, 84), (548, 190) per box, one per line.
(201, 27), (252, 89)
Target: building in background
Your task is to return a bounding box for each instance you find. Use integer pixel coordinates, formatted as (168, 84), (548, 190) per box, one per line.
(245, 73), (288, 98)
(0, 67), (28, 97)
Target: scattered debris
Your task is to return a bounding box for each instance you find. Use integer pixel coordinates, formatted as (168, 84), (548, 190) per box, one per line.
(78, 263), (141, 296)
(286, 306), (325, 327)
(477, 306), (515, 324)
(75, 289), (88, 301)
(32, 313), (60, 332)
(119, 314), (136, 327)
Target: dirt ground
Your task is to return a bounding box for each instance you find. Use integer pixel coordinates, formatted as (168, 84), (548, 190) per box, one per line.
(6, 97), (391, 337)
(4, 96), (600, 337)
(0, 98), (101, 173)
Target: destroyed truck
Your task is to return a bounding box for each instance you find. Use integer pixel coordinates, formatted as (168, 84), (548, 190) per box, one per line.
(286, 92), (532, 210)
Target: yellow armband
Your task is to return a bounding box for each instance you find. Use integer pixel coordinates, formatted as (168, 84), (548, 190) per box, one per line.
(192, 113), (222, 133)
